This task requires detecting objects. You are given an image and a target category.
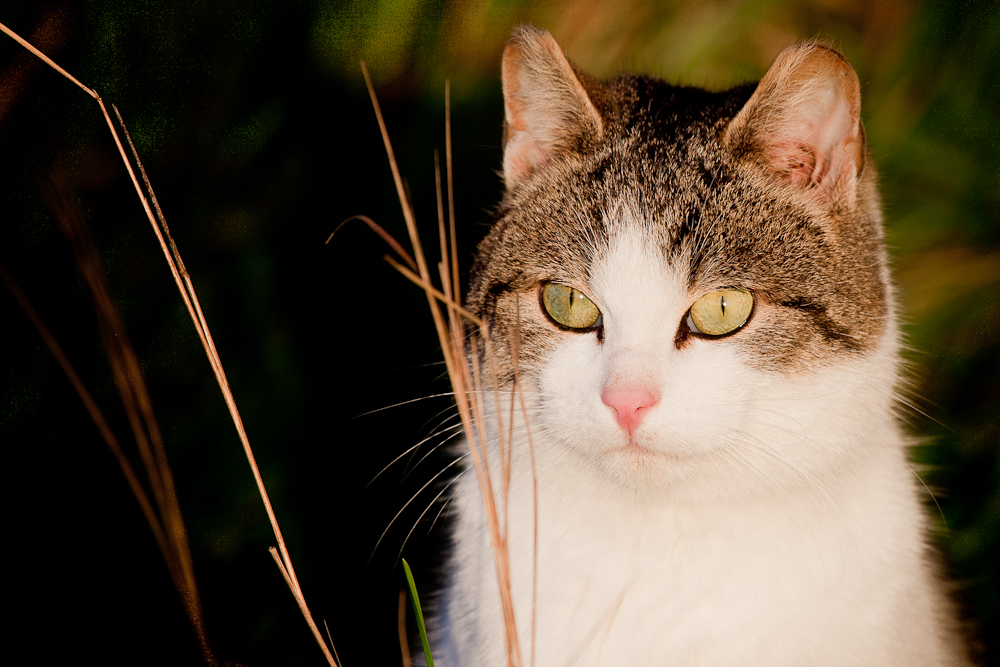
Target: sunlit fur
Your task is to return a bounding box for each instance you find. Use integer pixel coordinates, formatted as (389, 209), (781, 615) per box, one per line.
(430, 26), (969, 666)
(436, 221), (960, 666)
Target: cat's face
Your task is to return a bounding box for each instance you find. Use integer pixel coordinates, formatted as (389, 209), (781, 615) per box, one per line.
(467, 27), (895, 499)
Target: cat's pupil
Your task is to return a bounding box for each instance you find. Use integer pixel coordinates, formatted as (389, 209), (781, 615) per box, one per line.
(720, 295), (726, 316)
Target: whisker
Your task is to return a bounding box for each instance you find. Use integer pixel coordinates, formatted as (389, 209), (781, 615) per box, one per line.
(355, 391), (460, 418)
(370, 454), (468, 563)
(905, 462), (949, 536)
(366, 420), (465, 489)
(402, 411), (464, 478)
(892, 396), (955, 432)
(397, 471), (466, 562)
(427, 492), (457, 536)
(402, 427), (468, 482)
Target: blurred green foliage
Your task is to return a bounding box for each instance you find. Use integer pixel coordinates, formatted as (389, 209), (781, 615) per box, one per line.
(1, 0), (996, 664)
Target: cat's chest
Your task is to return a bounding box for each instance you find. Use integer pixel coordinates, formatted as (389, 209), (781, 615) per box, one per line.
(490, 470), (905, 665)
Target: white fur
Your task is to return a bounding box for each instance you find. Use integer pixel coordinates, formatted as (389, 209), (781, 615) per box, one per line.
(436, 216), (956, 666)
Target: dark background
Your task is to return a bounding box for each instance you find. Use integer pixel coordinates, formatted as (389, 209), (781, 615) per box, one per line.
(1, 1), (996, 665)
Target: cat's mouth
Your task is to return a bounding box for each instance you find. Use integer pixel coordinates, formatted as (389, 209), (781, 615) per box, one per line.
(621, 439), (680, 460)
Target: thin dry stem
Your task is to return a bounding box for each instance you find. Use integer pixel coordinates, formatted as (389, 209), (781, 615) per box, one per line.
(0, 263), (171, 562)
(399, 590), (414, 667)
(441, 89), (465, 451)
(115, 90), (338, 667)
(361, 66), (530, 666)
(324, 621), (344, 667)
(383, 255), (483, 326)
(486, 335), (512, 550)
(0, 20), (96, 99)
(360, 63), (436, 302)
(111, 53), (306, 613)
(42, 164), (212, 663)
(471, 334), (522, 667)
(1, 21), (335, 665)
(445, 81), (459, 307)
(512, 302), (539, 667)
(270, 548), (340, 666)
(327, 214), (418, 273)
(435, 150), (448, 298)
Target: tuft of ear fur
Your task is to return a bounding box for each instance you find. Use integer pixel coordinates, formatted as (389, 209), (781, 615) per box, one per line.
(724, 41), (865, 204)
(501, 25), (603, 190)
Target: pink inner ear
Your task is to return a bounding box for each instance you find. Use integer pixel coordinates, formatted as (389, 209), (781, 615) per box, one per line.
(725, 43), (864, 202)
(770, 140), (820, 188)
(766, 77), (858, 193)
(504, 132), (546, 185)
(499, 26), (603, 189)
(502, 70), (550, 183)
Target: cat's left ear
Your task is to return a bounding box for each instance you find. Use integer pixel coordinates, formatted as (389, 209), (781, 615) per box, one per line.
(501, 25), (604, 190)
(723, 41), (865, 204)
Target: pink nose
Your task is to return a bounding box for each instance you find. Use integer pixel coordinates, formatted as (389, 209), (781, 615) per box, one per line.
(601, 385), (660, 435)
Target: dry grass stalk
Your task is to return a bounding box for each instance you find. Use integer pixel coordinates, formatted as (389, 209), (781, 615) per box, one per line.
(361, 64), (540, 667)
(0, 19), (338, 666)
(398, 590), (414, 667)
(34, 158), (214, 662)
(507, 302), (540, 667)
(0, 264), (170, 564)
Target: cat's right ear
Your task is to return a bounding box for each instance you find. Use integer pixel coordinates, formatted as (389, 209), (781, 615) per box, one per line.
(501, 25), (603, 190)
(723, 41), (865, 205)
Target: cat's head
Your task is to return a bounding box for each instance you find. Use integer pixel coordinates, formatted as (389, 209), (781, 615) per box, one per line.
(468, 26), (896, 500)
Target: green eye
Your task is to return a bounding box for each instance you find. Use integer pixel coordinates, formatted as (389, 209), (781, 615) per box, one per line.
(541, 283), (602, 330)
(687, 289), (754, 337)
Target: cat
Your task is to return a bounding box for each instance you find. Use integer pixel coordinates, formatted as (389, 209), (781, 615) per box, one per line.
(429, 25), (970, 666)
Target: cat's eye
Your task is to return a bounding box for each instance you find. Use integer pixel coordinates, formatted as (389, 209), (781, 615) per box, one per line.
(686, 289), (754, 337)
(541, 283), (602, 330)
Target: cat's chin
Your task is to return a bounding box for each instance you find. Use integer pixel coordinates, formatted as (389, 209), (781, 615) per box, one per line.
(589, 440), (715, 499)
(581, 434), (765, 502)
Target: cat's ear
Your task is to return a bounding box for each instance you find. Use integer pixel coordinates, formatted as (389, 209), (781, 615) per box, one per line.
(723, 41), (865, 203)
(501, 25), (603, 189)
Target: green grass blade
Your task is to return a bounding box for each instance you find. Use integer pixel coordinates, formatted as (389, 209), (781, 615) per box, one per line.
(402, 558), (435, 667)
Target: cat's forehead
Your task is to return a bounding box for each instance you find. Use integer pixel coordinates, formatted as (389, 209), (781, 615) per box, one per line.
(488, 81), (754, 267)
(483, 138), (801, 290)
